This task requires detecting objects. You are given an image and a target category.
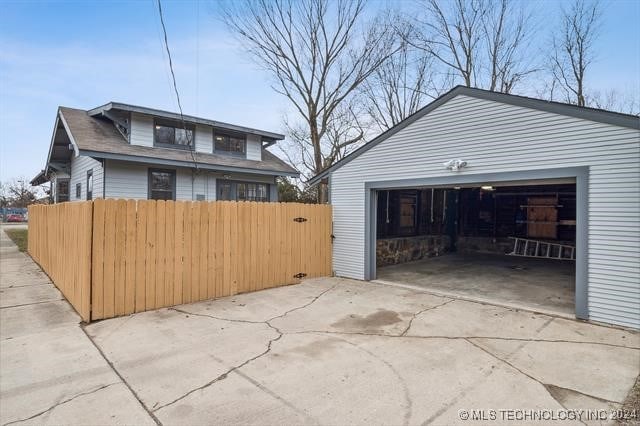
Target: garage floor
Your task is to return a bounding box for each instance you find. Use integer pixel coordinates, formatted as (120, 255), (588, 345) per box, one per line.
(376, 253), (575, 316)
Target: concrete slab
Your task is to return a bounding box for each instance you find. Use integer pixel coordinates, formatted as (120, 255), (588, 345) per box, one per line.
(84, 308), (279, 410)
(14, 383), (156, 426)
(1, 326), (121, 423)
(269, 279), (451, 335)
(3, 225), (638, 426)
(0, 285), (63, 308)
(407, 298), (640, 348)
(471, 338), (639, 403)
(89, 277), (638, 425)
(0, 229), (155, 426)
(174, 278), (331, 323)
(1, 300), (80, 338)
(377, 253), (575, 316)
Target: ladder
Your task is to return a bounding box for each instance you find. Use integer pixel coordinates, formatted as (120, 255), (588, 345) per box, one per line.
(507, 237), (575, 260)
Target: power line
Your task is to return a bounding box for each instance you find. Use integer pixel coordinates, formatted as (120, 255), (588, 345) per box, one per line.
(156, 0), (199, 171)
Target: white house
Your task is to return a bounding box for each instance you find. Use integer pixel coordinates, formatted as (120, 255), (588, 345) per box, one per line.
(31, 102), (298, 203)
(310, 86), (640, 329)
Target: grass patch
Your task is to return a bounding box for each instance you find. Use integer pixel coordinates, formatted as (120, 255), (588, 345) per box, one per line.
(5, 228), (28, 252)
(617, 374), (640, 425)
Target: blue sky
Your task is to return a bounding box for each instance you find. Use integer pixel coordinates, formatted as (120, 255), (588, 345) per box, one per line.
(1, 0), (638, 183)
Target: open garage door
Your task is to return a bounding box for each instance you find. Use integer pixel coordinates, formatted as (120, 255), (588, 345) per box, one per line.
(373, 179), (578, 317)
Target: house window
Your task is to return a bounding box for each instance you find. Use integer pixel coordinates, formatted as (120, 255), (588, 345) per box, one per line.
(57, 179), (70, 203)
(154, 119), (194, 149)
(237, 183), (268, 202)
(148, 169), (176, 200)
(217, 181), (269, 202)
(214, 132), (245, 154)
(218, 182), (232, 201)
(86, 170), (93, 200)
(76, 183), (81, 199)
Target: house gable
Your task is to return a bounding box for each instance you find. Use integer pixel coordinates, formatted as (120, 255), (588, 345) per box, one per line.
(309, 86), (640, 185)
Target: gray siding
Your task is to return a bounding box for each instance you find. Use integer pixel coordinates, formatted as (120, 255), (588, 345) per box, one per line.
(246, 134), (262, 161)
(129, 113), (265, 161)
(104, 160), (276, 201)
(104, 160), (148, 199)
(195, 125), (213, 154)
(129, 113), (154, 147)
(329, 94), (640, 329)
(70, 155), (103, 200)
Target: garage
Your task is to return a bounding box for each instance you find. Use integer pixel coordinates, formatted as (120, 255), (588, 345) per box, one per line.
(374, 181), (577, 316)
(309, 86), (640, 329)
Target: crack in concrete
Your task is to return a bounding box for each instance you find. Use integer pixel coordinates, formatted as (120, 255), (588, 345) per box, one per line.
(464, 338), (621, 423)
(169, 307), (265, 325)
(544, 383), (621, 406)
(152, 283), (340, 414)
(284, 329), (639, 350)
(1, 382), (120, 426)
(328, 335), (414, 426)
(152, 329), (283, 412)
(268, 282), (340, 323)
(1, 282), (53, 289)
(233, 369), (321, 425)
(0, 299), (65, 309)
(79, 326), (162, 426)
(400, 299), (455, 336)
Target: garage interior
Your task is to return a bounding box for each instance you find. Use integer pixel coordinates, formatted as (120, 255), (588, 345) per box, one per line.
(375, 180), (577, 315)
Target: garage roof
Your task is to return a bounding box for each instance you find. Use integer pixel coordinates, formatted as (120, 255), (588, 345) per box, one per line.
(308, 86), (640, 185)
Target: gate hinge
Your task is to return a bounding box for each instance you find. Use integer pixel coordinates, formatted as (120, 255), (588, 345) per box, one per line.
(294, 272), (307, 279)
(293, 217), (307, 223)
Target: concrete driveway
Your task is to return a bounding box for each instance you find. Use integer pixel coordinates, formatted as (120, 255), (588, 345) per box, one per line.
(2, 230), (639, 425)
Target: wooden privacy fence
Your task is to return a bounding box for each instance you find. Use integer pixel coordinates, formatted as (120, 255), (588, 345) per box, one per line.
(28, 202), (93, 321)
(28, 200), (332, 322)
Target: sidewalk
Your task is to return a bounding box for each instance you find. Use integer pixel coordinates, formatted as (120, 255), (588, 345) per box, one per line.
(0, 228), (156, 426)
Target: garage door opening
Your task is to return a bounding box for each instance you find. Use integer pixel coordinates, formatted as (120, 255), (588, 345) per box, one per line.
(374, 180), (577, 316)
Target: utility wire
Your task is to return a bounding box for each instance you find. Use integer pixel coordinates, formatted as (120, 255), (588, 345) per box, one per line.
(156, 0), (199, 171)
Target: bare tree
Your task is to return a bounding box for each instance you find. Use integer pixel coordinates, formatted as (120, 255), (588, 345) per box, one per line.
(550, 0), (602, 106)
(588, 89), (640, 115)
(410, 0), (536, 92)
(483, 0), (536, 93)
(411, 0), (486, 87)
(221, 0), (397, 202)
(361, 39), (439, 132)
(278, 99), (366, 181)
(2, 179), (43, 208)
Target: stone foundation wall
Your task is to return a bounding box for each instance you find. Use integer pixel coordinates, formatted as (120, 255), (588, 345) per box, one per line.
(376, 235), (450, 267)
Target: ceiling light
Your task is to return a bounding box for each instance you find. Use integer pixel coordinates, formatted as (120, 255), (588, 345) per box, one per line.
(481, 185), (495, 191)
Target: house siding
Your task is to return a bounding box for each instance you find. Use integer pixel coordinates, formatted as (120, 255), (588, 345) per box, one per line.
(104, 160), (277, 201)
(70, 155), (103, 200)
(246, 134), (262, 161)
(195, 125), (213, 154)
(104, 160), (148, 199)
(129, 113), (154, 147)
(329, 94), (640, 329)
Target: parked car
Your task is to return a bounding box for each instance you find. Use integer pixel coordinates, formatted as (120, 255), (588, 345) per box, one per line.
(6, 214), (24, 222)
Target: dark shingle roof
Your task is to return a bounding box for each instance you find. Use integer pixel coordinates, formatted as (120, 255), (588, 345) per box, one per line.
(59, 107), (298, 176)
